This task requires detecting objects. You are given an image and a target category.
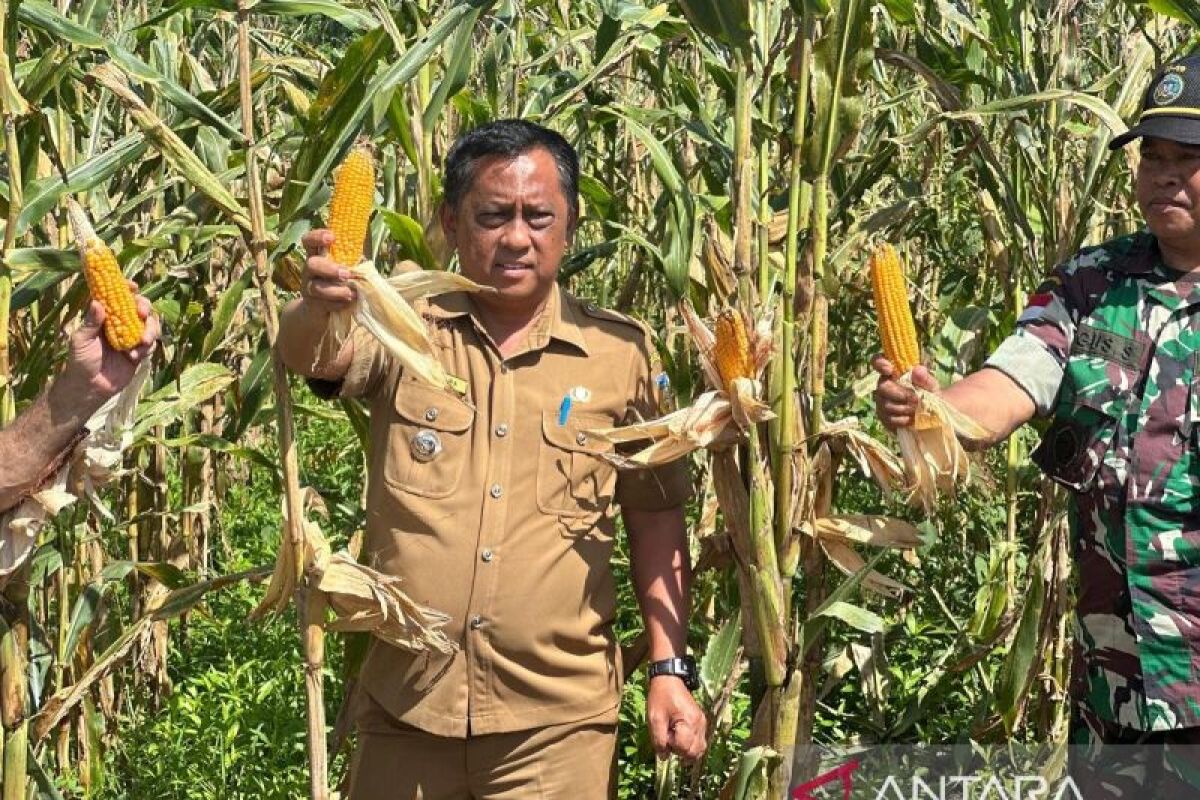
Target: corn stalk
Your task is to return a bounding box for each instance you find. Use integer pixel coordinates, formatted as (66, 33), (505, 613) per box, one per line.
(0, 1), (28, 792)
(235, 2), (327, 797)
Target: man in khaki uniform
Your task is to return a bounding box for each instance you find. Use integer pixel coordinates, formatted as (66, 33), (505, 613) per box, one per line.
(279, 120), (705, 799)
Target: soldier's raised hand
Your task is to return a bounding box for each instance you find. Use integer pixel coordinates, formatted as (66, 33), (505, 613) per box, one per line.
(872, 356), (938, 430)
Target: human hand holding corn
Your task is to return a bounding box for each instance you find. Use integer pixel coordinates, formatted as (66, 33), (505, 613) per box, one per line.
(867, 243), (989, 512)
(60, 287), (159, 413)
(63, 198), (160, 410)
(299, 228), (358, 315)
(871, 356), (939, 431)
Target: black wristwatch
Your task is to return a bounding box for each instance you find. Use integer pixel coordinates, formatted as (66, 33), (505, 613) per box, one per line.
(647, 655), (699, 691)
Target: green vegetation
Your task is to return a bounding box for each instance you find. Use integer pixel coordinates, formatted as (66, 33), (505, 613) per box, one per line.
(0, 0), (1190, 796)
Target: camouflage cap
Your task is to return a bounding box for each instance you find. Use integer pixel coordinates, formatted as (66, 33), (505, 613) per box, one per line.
(1110, 52), (1200, 149)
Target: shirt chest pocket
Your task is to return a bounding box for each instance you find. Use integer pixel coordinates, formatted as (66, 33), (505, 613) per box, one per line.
(384, 382), (475, 499)
(1032, 357), (1136, 493)
(537, 411), (618, 518)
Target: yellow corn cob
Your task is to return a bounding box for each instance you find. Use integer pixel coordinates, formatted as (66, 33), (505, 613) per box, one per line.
(869, 243), (919, 375)
(327, 145), (375, 268)
(714, 308), (753, 389)
(67, 199), (144, 351)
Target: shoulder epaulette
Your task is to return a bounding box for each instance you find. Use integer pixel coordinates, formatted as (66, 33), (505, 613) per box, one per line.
(578, 300), (647, 333)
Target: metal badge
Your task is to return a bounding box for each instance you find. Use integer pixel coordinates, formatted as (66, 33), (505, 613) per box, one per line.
(1155, 73), (1186, 105)
(410, 429), (443, 463)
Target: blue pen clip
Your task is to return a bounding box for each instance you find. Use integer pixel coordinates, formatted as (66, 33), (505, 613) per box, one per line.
(558, 394), (572, 426)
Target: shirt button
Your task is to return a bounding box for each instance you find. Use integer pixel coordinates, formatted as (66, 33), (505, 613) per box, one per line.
(424, 407), (439, 422)
(490, 484), (503, 499)
(495, 423), (509, 437)
(481, 548), (494, 562)
(470, 615), (483, 629)
(500, 362), (510, 374)
(576, 432), (588, 445)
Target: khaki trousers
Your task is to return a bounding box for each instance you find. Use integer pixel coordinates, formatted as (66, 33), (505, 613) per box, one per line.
(348, 693), (617, 800)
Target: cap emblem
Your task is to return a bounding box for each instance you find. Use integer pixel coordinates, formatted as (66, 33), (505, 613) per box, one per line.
(1154, 73), (1186, 106)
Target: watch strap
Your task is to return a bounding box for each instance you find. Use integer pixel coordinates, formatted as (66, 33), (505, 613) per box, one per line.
(647, 655), (699, 691)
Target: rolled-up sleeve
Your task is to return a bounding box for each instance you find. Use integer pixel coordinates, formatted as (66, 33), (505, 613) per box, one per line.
(614, 327), (692, 511)
(983, 266), (1079, 417)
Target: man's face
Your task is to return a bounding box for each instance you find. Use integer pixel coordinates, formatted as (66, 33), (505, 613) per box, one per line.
(1136, 136), (1200, 251)
(440, 147), (575, 315)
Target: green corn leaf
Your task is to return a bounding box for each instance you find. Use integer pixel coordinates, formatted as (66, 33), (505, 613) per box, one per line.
(284, 0), (496, 222)
(674, 0), (752, 53)
(18, 0), (242, 140)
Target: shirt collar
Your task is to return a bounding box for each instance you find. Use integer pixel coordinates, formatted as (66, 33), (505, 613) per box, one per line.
(1140, 236), (1200, 311)
(424, 284), (590, 356)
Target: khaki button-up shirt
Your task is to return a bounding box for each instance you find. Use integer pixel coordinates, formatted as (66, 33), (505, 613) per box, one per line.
(320, 285), (690, 737)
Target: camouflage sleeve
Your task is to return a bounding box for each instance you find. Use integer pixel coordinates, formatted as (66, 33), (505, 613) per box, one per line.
(614, 325), (693, 511)
(984, 266), (1081, 417)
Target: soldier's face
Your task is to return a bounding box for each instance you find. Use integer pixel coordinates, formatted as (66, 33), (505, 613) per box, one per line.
(1136, 136), (1200, 254)
(440, 147), (576, 315)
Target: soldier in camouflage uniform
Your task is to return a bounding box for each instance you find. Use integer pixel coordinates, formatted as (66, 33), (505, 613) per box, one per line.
(875, 53), (1200, 792)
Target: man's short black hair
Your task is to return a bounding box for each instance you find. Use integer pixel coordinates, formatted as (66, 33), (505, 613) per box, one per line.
(443, 119), (579, 220)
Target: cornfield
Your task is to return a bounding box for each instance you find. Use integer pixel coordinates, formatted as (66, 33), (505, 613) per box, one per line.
(0, 0), (1185, 796)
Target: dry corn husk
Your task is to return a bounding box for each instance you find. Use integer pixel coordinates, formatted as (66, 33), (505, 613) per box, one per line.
(588, 301), (774, 465)
(315, 261), (493, 390)
(252, 487), (455, 656)
(814, 515), (922, 550)
(0, 358), (151, 589)
(818, 417), (906, 495)
(818, 538), (909, 600)
(894, 372), (991, 512)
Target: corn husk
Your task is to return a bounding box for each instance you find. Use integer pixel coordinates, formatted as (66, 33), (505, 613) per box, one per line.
(818, 417), (906, 494)
(252, 487), (455, 656)
(588, 301), (774, 466)
(314, 261), (493, 390)
(894, 372), (991, 512)
(590, 390), (741, 468)
(0, 359), (151, 589)
(819, 538), (909, 599)
(814, 515), (923, 549)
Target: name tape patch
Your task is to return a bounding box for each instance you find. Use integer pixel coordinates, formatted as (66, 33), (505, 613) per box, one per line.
(1073, 323), (1146, 370)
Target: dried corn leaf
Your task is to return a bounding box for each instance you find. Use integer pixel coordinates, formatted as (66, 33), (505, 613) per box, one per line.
(317, 553), (454, 654)
(711, 449), (752, 565)
(387, 266), (492, 304)
(314, 263), (492, 390)
(821, 417), (906, 494)
(728, 376), (774, 429)
(893, 374), (991, 513)
(253, 486), (456, 657)
(815, 515), (922, 549)
(680, 301), (723, 391)
(588, 390), (736, 467)
(349, 260), (446, 388)
(820, 539), (909, 599)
